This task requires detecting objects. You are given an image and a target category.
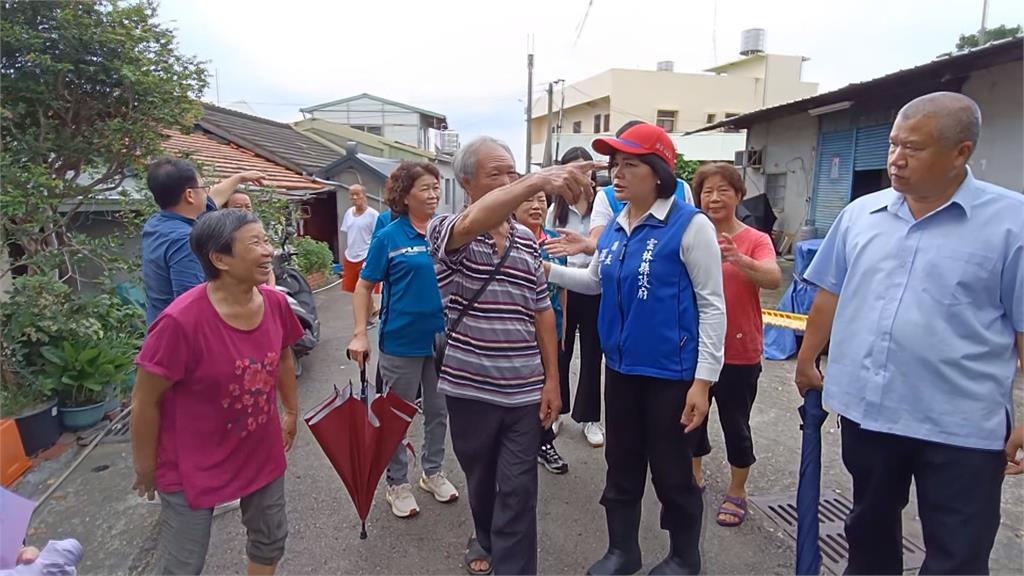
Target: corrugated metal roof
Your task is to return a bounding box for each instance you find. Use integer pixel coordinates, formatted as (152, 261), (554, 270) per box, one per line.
(198, 103), (341, 174)
(300, 92), (446, 120)
(162, 131), (330, 194)
(357, 154), (402, 178)
(687, 36), (1023, 135)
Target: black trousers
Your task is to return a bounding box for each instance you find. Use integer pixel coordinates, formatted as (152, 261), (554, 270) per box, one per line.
(558, 290), (603, 422)
(693, 363), (761, 468)
(602, 368), (703, 539)
(447, 396), (540, 576)
(840, 417), (1005, 575)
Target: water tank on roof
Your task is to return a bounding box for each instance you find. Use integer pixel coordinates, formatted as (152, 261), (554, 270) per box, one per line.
(656, 60), (675, 72)
(740, 28), (766, 56)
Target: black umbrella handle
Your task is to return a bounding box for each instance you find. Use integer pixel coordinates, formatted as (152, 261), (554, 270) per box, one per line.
(360, 520), (368, 540)
(359, 364), (368, 405)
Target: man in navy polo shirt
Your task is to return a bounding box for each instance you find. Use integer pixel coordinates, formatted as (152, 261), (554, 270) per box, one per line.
(141, 157), (265, 325)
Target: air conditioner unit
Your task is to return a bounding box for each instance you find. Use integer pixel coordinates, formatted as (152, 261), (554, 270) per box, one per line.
(439, 131), (460, 155)
(733, 148), (763, 168)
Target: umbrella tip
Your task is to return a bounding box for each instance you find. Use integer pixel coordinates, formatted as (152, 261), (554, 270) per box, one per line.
(360, 522), (367, 540)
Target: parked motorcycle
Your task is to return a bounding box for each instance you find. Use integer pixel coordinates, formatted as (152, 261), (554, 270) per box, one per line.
(272, 225), (320, 376)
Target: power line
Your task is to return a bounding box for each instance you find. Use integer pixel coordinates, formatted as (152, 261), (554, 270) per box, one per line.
(563, 84), (650, 121)
(573, 0), (594, 46)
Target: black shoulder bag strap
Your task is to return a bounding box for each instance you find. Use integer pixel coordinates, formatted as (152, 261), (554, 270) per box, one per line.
(435, 228), (516, 370)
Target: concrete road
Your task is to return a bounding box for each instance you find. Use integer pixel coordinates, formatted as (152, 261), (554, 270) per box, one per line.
(19, 280), (1024, 575)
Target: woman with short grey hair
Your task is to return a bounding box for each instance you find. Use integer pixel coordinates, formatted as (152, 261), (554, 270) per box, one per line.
(131, 208), (303, 575)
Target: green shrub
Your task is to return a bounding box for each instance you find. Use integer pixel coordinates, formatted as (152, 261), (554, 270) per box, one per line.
(41, 339), (134, 406)
(292, 236), (334, 277)
(0, 275), (144, 415)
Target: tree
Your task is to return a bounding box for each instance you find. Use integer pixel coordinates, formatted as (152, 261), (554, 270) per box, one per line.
(955, 24), (1022, 51)
(1, 0), (208, 280)
(674, 154), (700, 184)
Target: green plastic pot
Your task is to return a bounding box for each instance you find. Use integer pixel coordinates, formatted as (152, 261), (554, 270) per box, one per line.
(58, 400), (107, 430)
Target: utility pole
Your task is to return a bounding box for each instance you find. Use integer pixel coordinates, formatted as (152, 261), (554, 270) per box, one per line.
(555, 79), (565, 162)
(542, 82), (554, 167)
(979, 0), (990, 43)
(526, 52), (534, 172)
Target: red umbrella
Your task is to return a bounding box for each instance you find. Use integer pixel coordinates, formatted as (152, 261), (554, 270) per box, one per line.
(303, 364), (417, 538)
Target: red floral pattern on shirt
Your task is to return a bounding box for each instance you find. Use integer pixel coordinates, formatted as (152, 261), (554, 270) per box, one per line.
(223, 352), (280, 437)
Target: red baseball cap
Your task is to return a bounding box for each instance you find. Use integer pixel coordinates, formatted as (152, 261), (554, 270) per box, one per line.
(592, 123), (676, 169)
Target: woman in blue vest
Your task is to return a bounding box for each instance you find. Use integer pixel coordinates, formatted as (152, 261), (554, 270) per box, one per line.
(546, 122), (726, 575)
(347, 161), (460, 519)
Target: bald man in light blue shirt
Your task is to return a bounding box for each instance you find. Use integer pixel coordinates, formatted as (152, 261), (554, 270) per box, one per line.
(795, 92), (1023, 575)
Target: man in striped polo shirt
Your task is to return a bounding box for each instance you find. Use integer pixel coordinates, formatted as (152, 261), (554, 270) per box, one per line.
(429, 136), (598, 575)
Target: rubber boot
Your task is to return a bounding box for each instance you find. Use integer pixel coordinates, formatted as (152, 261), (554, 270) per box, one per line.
(587, 505), (643, 575)
(648, 528), (701, 575)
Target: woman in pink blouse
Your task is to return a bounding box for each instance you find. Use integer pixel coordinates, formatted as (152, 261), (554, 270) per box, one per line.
(131, 209), (303, 575)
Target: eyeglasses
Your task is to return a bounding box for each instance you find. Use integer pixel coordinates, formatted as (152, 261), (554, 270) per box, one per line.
(187, 185), (211, 194)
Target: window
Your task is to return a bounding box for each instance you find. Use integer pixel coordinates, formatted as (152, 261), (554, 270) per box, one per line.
(593, 114), (602, 133)
(351, 125), (383, 136)
(765, 173), (787, 213)
(705, 113), (717, 124)
(656, 110), (677, 133)
(572, 121), (582, 134)
(603, 114), (611, 133)
(724, 112), (740, 120)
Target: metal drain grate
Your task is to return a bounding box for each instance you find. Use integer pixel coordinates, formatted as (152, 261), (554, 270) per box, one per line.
(750, 491), (927, 575)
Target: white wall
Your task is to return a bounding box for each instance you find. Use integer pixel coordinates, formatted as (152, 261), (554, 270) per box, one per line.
(963, 61), (1024, 192)
(531, 131), (747, 165)
(435, 162), (466, 214)
(744, 112), (819, 234)
(309, 97), (426, 149)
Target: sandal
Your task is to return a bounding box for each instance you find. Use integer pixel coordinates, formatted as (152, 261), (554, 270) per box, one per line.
(716, 495), (748, 527)
(464, 536), (493, 575)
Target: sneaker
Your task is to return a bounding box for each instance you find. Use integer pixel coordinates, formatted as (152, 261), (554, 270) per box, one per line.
(583, 422), (605, 447)
(213, 498), (241, 516)
(385, 483), (420, 518)
(538, 442), (569, 474)
(418, 471), (459, 503)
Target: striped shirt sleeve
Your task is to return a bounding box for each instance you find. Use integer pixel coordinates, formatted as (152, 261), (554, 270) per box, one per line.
(428, 213), (469, 268)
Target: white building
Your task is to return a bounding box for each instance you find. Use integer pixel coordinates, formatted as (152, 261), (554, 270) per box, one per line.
(301, 93), (449, 154)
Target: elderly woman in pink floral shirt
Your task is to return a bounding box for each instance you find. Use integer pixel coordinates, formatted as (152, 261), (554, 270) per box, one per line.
(131, 209), (302, 576)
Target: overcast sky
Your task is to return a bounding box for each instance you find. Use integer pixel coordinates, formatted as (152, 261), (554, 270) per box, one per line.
(157, 0), (1022, 167)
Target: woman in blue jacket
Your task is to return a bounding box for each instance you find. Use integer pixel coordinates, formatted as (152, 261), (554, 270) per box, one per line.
(546, 123), (726, 575)
(347, 162), (460, 520)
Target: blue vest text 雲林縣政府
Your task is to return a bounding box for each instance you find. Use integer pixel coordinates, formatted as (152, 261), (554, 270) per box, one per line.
(596, 198), (699, 381)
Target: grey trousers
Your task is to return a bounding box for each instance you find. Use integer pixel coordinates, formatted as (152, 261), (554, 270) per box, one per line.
(447, 395), (541, 576)
(154, 475), (287, 575)
(379, 352), (447, 485)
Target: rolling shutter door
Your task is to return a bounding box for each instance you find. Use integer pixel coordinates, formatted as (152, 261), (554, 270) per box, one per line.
(812, 130), (855, 235)
(854, 124), (892, 170)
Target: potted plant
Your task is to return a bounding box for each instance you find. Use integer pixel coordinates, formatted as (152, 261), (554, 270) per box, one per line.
(293, 236), (334, 290)
(1, 276), (70, 453)
(41, 339), (134, 430)
(0, 369), (61, 456)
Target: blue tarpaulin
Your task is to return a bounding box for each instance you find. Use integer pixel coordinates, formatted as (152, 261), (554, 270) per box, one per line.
(764, 240), (823, 360)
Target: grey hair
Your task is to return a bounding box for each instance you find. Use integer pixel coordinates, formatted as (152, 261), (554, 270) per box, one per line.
(897, 92), (982, 154)
(189, 208), (261, 280)
(453, 136), (514, 184)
